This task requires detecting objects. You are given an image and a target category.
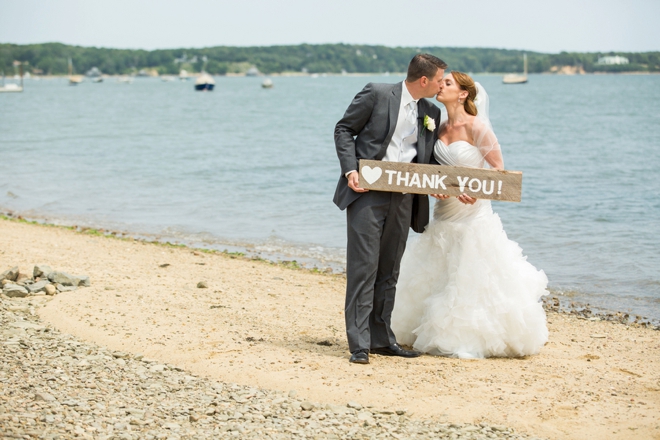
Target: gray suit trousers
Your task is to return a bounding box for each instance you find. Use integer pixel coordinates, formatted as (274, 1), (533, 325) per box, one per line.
(345, 191), (413, 353)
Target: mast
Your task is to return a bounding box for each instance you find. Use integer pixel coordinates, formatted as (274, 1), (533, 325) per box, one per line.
(523, 53), (528, 76)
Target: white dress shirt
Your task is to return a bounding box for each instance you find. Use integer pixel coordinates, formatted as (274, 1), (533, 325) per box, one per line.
(382, 81), (419, 163)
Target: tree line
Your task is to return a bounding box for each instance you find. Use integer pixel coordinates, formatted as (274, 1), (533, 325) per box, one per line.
(1, 42), (658, 76)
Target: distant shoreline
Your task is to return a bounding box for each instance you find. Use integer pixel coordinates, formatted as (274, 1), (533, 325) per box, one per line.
(5, 42), (658, 78)
(20, 71), (660, 80)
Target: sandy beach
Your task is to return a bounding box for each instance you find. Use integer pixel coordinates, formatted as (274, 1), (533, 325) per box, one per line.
(2, 218), (659, 439)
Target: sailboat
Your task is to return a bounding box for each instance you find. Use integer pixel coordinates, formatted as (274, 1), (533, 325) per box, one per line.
(503, 53), (528, 84)
(68, 58), (83, 85)
(0, 63), (24, 93)
(194, 56), (215, 91)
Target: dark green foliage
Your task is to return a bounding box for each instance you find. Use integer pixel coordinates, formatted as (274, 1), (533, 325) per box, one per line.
(1, 42), (658, 75)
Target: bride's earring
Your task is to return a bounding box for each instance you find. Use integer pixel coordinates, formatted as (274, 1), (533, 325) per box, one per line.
(458, 98), (463, 104)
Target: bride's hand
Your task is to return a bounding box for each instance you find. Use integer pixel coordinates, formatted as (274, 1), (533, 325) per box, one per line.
(431, 194), (450, 200)
(457, 193), (477, 205)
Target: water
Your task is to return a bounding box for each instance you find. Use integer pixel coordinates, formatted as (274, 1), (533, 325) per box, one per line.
(1, 74), (659, 321)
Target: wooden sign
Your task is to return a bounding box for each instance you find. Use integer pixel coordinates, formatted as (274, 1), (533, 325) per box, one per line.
(358, 159), (523, 202)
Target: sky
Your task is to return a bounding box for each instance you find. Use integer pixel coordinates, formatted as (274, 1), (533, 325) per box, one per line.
(1, 0), (658, 53)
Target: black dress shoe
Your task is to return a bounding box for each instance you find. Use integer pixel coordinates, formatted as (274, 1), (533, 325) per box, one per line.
(370, 343), (421, 358)
(349, 350), (369, 364)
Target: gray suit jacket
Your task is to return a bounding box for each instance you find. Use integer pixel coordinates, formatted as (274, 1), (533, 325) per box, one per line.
(333, 82), (442, 232)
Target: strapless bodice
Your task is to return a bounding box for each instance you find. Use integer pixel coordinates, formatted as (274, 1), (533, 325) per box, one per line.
(433, 139), (485, 169)
(432, 139), (491, 221)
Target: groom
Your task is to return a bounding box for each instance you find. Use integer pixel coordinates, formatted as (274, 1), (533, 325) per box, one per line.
(334, 54), (446, 364)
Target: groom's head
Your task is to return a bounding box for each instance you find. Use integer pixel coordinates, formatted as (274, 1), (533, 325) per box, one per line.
(406, 54), (447, 99)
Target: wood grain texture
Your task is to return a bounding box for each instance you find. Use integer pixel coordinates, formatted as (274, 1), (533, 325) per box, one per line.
(358, 159), (522, 202)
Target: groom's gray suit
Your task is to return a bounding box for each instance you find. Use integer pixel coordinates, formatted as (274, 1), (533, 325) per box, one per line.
(334, 82), (441, 353)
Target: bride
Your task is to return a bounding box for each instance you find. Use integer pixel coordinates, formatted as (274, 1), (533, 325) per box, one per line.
(390, 71), (549, 359)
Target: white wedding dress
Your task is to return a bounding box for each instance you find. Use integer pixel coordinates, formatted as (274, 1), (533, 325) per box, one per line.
(391, 138), (549, 359)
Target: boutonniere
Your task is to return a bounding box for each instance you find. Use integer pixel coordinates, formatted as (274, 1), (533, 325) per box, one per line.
(423, 115), (436, 131)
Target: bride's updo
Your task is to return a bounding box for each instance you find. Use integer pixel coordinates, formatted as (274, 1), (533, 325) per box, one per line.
(451, 71), (478, 116)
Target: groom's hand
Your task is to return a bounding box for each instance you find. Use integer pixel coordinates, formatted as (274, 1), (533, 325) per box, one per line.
(431, 194), (450, 200)
(347, 171), (369, 193)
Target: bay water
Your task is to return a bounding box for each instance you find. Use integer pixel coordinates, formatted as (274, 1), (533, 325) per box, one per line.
(1, 74), (659, 321)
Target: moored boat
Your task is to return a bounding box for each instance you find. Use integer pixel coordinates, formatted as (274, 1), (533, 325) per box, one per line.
(68, 58), (83, 85)
(0, 63), (24, 92)
(503, 53), (528, 84)
(261, 78), (273, 88)
(194, 73), (215, 91)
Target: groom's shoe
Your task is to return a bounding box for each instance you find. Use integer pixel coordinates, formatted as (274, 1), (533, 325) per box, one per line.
(370, 343), (421, 358)
(349, 349), (369, 364)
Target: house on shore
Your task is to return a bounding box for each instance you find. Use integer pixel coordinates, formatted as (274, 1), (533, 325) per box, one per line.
(597, 56), (629, 65)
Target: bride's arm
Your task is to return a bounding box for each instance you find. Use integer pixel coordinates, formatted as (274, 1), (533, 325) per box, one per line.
(456, 121), (504, 205)
(483, 144), (504, 170)
(473, 120), (504, 170)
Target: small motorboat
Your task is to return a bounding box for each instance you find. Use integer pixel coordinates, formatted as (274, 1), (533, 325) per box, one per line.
(195, 73), (215, 91)
(261, 78), (273, 88)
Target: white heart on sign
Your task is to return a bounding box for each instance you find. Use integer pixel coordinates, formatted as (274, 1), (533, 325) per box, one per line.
(361, 166), (383, 185)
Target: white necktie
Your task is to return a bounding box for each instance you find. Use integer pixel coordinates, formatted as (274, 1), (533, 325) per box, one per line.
(407, 101), (418, 125)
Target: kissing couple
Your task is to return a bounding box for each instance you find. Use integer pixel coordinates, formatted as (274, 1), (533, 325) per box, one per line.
(333, 54), (549, 364)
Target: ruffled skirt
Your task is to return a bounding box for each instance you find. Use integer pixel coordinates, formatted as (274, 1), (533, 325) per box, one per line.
(391, 199), (549, 358)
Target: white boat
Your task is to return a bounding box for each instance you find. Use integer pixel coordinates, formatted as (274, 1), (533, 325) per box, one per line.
(161, 76), (175, 82)
(92, 77), (103, 83)
(503, 53), (528, 84)
(86, 67), (102, 78)
(0, 65), (24, 92)
(0, 83), (23, 93)
(117, 76), (134, 84)
(246, 66), (260, 77)
(179, 69), (189, 81)
(261, 78), (273, 88)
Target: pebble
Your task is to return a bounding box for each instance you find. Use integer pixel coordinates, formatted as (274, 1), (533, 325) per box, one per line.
(2, 283), (28, 297)
(0, 295), (547, 439)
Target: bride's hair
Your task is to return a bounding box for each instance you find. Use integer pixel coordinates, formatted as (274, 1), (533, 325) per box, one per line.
(451, 71), (478, 116)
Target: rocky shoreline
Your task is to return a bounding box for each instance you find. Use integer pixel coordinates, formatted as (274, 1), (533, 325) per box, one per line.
(2, 265), (90, 298)
(1, 295), (545, 439)
(541, 295), (659, 330)
(2, 212), (659, 329)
